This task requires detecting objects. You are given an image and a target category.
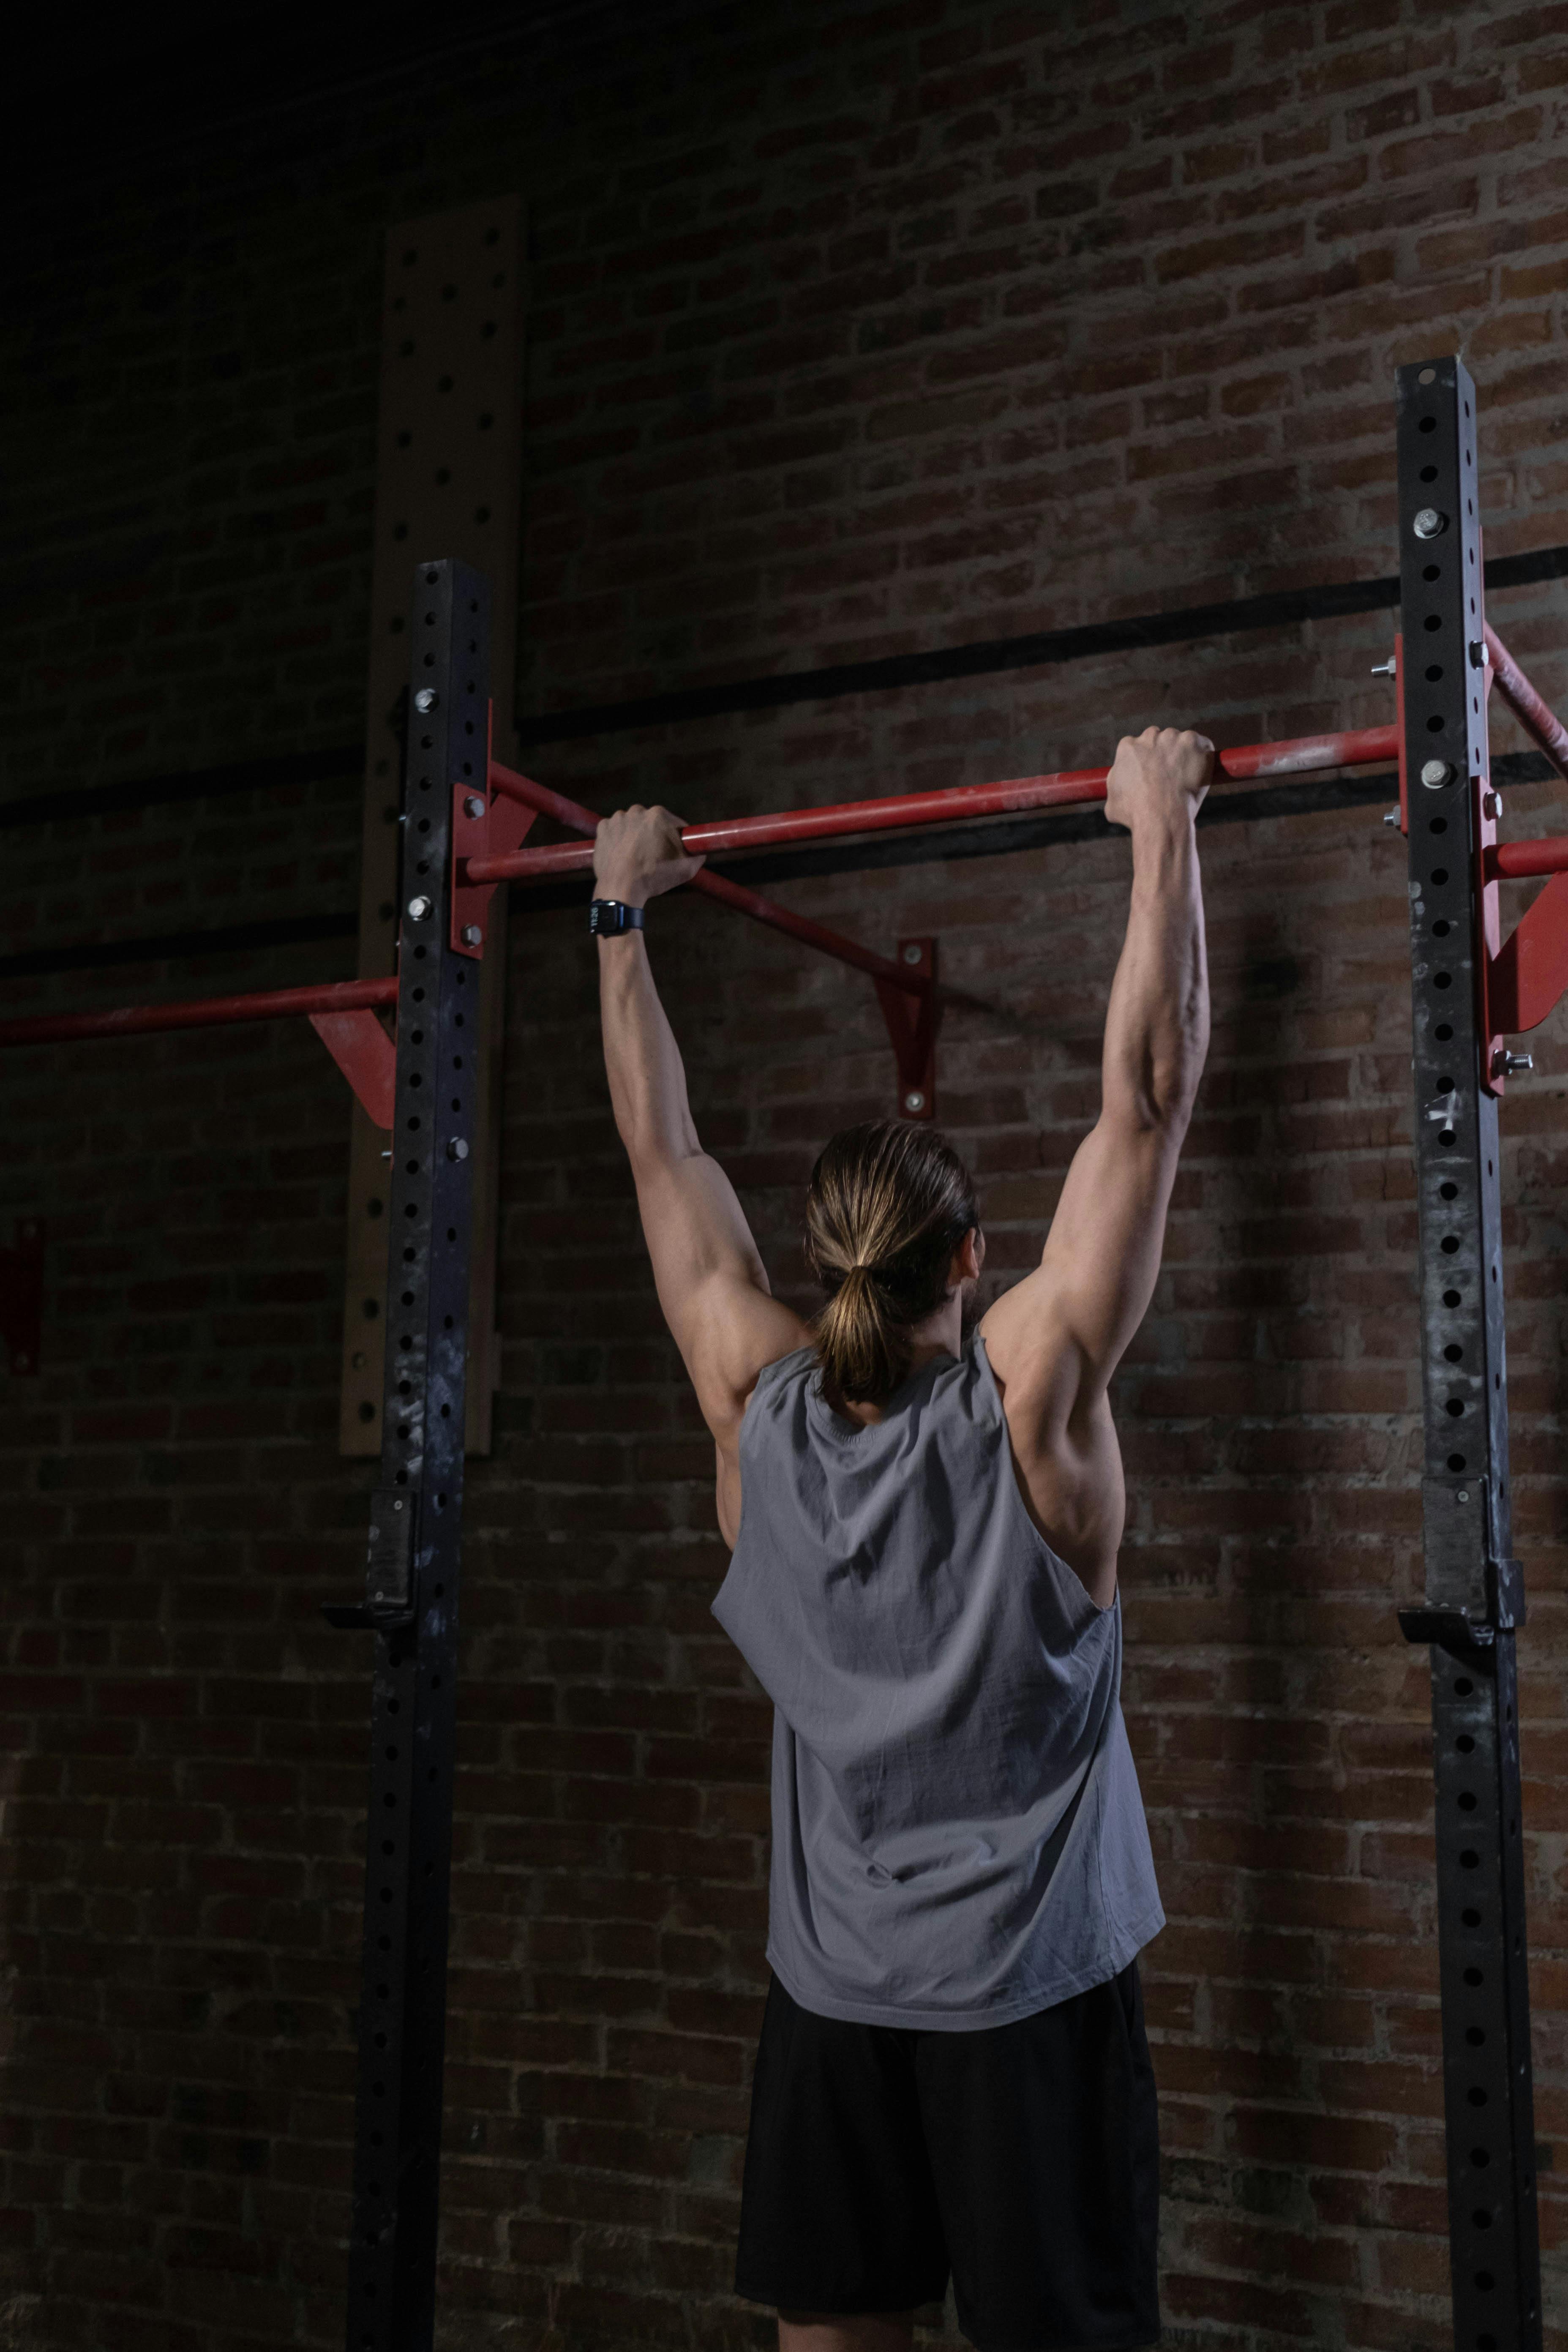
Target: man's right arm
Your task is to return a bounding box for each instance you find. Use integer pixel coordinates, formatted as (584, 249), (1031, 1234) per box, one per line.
(980, 728), (1212, 1596)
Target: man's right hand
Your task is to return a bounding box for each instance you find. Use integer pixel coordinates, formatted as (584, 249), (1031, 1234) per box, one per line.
(593, 803), (705, 909)
(1103, 726), (1213, 832)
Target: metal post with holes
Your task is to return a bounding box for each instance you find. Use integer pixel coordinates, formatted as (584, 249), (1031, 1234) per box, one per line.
(328, 560), (488, 2352)
(1394, 357), (1540, 2352)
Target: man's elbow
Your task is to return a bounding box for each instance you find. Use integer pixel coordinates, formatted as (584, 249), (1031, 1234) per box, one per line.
(624, 1120), (704, 1190)
(1111, 1042), (1205, 1139)
(611, 1088), (699, 1178)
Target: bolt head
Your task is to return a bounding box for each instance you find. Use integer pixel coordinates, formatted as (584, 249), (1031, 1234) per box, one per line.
(901, 943), (922, 966)
(406, 894), (433, 922)
(413, 688), (439, 713)
(1383, 808), (1400, 826)
(1420, 759), (1452, 789)
(447, 1136), (469, 1162)
(1458, 1491), (1470, 1505)
(1413, 508), (1446, 540)
(461, 922), (483, 947)
(903, 1090), (926, 1114)
(464, 794), (486, 820)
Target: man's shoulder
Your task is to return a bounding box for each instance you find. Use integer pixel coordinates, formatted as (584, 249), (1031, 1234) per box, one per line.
(976, 1263), (1074, 1389)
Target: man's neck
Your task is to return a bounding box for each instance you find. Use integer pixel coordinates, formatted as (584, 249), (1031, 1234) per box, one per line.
(832, 1304), (964, 1426)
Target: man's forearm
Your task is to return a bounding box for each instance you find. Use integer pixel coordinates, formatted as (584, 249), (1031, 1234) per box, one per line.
(1102, 808), (1210, 1131)
(599, 933), (701, 1171)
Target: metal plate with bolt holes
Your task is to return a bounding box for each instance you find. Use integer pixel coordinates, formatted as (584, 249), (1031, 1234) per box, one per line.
(366, 1486), (416, 1613)
(338, 198), (524, 1459)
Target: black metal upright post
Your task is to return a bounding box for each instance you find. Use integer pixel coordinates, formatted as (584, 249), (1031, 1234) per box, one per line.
(334, 561), (488, 2352)
(1394, 357), (1540, 2352)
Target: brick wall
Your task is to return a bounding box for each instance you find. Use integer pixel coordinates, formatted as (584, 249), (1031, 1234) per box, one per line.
(3, 3), (1568, 2348)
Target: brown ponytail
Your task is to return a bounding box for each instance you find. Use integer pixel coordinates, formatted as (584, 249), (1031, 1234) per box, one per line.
(804, 1121), (979, 1407)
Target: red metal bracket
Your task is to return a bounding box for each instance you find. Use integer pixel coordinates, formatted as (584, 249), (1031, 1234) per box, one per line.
(875, 939), (938, 1121)
(453, 705), (537, 957)
(1477, 628), (1568, 1089)
(0, 1217), (44, 1376)
(311, 1010), (396, 1129)
(1486, 876), (1568, 1044)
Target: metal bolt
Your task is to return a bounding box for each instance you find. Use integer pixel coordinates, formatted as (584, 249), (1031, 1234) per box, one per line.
(1370, 657), (1397, 678)
(1503, 1051), (1534, 1077)
(902, 944), (922, 966)
(464, 794), (486, 820)
(1470, 638), (1489, 669)
(1420, 759), (1453, 789)
(1383, 809), (1401, 827)
(413, 688), (439, 713)
(447, 1137), (469, 1161)
(1483, 790), (1503, 822)
(903, 1090), (926, 1115)
(406, 894), (433, 922)
(461, 923), (483, 947)
(1413, 508), (1446, 540)
(1458, 1491), (1470, 1505)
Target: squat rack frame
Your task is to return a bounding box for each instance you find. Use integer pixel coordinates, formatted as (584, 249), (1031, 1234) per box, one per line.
(2, 357), (1567, 2352)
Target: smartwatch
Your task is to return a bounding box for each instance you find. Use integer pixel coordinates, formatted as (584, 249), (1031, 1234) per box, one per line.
(588, 899), (646, 937)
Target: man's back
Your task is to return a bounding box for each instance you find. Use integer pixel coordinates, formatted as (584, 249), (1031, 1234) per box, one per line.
(712, 1335), (1162, 2028)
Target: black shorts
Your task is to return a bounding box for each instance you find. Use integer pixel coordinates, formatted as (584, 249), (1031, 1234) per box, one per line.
(735, 1961), (1159, 2352)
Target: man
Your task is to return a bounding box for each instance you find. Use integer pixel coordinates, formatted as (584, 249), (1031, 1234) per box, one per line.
(589, 726), (1211, 2352)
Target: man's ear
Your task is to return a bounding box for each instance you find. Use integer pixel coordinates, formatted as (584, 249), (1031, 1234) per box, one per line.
(956, 1227), (984, 1284)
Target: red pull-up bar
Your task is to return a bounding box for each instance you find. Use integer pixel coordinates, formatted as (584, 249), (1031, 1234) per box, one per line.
(4, 628), (1564, 1089)
(469, 721), (1403, 887)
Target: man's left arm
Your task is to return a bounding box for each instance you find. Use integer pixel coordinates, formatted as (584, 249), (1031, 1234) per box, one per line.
(594, 807), (809, 1479)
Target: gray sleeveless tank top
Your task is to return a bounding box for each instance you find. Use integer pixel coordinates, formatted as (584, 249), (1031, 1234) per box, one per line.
(711, 1334), (1163, 2030)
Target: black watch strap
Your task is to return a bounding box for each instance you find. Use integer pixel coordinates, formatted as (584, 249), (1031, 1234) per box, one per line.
(588, 898), (646, 937)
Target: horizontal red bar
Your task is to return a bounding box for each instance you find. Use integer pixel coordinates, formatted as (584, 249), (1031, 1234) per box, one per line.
(477, 723), (1400, 884)
(0, 976), (397, 1050)
(1486, 625), (1568, 780)
(1489, 837), (1568, 881)
(488, 762), (931, 995)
